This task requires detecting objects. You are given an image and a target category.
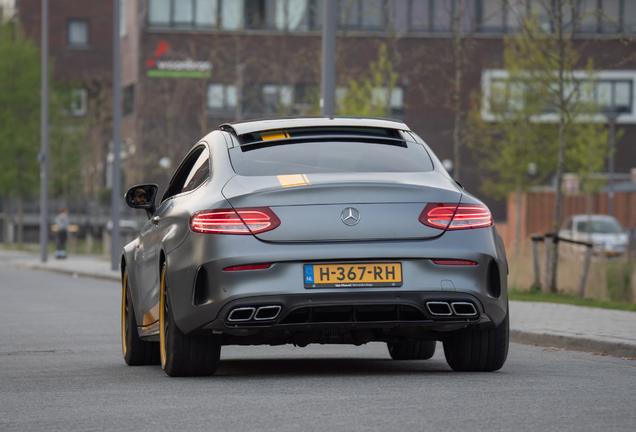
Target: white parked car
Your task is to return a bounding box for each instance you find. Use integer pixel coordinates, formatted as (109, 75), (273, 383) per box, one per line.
(559, 214), (629, 257)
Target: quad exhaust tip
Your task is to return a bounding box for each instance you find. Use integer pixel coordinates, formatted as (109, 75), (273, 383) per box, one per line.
(451, 302), (477, 316)
(227, 305), (281, 322)
(426, 301), (477, 317)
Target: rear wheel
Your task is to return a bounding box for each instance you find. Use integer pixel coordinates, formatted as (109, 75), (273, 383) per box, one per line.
(160, 264), (221, 377)
(443, 306), (509, 372)
(387, 340), (436, 360)
(121, 269), (160, 366)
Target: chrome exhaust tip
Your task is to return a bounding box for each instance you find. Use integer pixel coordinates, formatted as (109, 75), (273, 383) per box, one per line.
(227, 307), (256, 322)
(426, 301), (453, 316)
(254, 305), (282, 321)
(451, 302), (477, 316)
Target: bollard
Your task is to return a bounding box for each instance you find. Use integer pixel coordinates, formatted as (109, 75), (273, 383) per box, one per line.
(531, 235), (541, 291)
(578, 244), (593, 297)
(543, 235), (553, 293)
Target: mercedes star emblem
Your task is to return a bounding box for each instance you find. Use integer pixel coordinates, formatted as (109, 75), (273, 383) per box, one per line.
(341, 207), (361, 226)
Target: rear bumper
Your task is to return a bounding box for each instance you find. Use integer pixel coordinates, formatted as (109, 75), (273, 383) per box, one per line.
(164, 225), (508, 340)
(200, 290), (499, 333)
(191, 290), (506, 347)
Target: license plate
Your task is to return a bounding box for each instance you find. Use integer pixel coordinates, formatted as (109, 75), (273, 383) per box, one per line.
(304, 263), (402, 288)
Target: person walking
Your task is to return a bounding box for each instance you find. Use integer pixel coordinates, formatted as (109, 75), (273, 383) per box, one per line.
(55, 208), (69, 259)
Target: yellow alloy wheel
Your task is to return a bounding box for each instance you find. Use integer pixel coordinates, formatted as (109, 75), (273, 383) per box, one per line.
(159, 265), (167, 368)
(121, 270), (128, 358)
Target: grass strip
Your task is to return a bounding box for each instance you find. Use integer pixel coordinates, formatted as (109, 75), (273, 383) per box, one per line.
(509, 289), (636, 312)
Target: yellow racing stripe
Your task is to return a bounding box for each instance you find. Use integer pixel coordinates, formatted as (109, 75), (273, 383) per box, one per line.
(277, 174), (309, 188)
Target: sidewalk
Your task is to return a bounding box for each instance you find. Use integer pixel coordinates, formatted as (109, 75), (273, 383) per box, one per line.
(2, 249), (635, 358)
(1, 249), (120, 281)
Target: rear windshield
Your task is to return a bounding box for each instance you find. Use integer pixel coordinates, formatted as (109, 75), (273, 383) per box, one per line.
(229, 141), (434, 176)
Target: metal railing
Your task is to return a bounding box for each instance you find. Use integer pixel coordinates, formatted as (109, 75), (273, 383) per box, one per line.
(531, 234), (594, 296)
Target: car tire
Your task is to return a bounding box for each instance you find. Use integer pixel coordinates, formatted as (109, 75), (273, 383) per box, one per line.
(160, 264), (221, 377)
(443, 306), (509, 372)
(387, 340), (437, 360)
(122, 269), (160, 366)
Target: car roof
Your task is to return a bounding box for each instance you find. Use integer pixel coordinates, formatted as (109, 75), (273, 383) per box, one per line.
(219, 116), (408, 136)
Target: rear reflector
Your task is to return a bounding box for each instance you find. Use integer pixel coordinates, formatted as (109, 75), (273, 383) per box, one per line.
(223, 264), (272, 272)
(190, 207), (280, 234)
(432, 260), (478, 266)
(419, 203), (492, 230)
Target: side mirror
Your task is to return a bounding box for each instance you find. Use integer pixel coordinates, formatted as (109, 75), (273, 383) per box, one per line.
(125, 184), (158, 218)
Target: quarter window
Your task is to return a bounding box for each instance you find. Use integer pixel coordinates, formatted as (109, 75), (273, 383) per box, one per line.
(182, 148), (211, 193)
(161, 146), (208, 202)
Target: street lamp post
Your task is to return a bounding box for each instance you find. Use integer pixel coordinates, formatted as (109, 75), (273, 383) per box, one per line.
(320, 0), (336, 116)
(39, 0), (49, 263)
(111, 0), (121, 270)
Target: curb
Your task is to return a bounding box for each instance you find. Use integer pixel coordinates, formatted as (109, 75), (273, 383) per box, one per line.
(510, 330), (636, 359)
(15, 264), (121, 282)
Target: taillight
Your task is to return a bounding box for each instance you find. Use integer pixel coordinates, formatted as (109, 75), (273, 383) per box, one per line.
(190, 207), (280, 234)
(419, 203), (492, 230)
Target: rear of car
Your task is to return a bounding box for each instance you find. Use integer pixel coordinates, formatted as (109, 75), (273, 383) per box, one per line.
(122, 117), (509, 376)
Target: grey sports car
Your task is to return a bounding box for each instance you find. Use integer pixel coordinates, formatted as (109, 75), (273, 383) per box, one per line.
(121, 117), (509, 377)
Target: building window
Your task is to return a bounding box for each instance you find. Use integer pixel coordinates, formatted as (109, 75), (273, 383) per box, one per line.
(67, 20), (89, 46)
(385, 0), (478, 34)
(625, 1), (636, 33)
(149, 0), (220, 28)
(261, 84), (319, 115)
(207, 83), (237, 112)
(120, 0), (127, 36)
(600, 0), (621, 33)
(338, 0), (386, 31)
(123, 84), (134, 116)
(275, 0), (310, 30)
(146, 0), (634, 34)
(262, 84), (293, 114)
(482, 70), (636, 123)
(69, 89), (87, 116)
(597, 80), (633, 113)
(372, 86), (405, 117)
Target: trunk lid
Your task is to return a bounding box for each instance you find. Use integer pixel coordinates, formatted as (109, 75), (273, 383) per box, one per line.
(221, 172), (462, 242)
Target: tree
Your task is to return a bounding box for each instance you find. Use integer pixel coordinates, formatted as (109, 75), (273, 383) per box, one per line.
(467, 86), (556, 257)
(476, 1), (610, 291)
(0, 19), (41, 245)
(336, 43), (398, 117)
(410, 0), (487, 183)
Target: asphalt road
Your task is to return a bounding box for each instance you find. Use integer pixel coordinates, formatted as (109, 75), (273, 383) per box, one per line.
(1, 262), (635, 432)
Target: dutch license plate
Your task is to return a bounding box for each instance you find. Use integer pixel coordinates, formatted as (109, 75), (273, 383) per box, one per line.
(304, 263), (402, 288)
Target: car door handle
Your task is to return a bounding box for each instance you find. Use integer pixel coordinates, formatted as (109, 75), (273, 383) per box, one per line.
(152, 216), (160, 225)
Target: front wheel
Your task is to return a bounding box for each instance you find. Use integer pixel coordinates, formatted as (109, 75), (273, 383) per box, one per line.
(160, 264), (221, 377)
(443, 306), (509, 372)
(387, 340), (436, 360)
(121, 269), (160, 366)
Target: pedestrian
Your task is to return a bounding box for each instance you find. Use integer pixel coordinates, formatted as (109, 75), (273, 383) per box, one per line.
(55, 208), (69, 259)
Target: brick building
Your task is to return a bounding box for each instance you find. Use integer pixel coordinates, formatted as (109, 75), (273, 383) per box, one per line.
(16, 0), (636, 221)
